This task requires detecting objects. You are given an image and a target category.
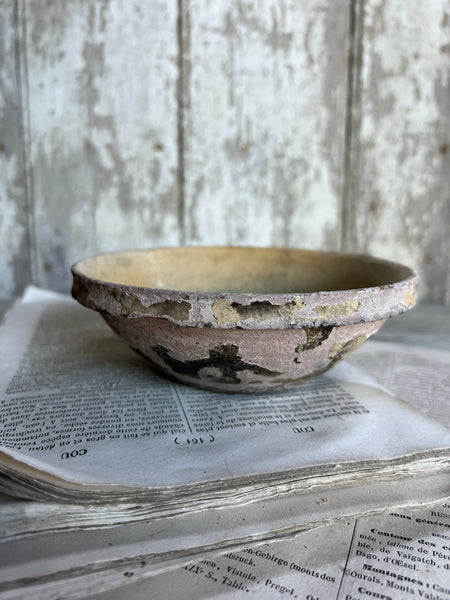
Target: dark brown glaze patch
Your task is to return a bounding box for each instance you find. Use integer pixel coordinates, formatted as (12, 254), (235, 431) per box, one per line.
(111, 289), (191, 319)
(151, 343), (282, 384)
(231, 299), (303, 321)
(295, 325), (334, 353)
(328, 334), (367, 365)
(295, 334), (369, 381)
(129, 347), (175, 379)
(212, 297), (306, 327)
(145, 299), (191, 320)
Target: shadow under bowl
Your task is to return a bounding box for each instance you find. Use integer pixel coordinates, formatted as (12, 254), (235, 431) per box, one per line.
(71, 246), (417, 393)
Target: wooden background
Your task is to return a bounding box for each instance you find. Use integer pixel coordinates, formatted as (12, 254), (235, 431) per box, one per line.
(1, 0), (449, 303)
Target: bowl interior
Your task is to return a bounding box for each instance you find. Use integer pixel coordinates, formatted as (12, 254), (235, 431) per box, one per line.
(74, 247), (413, 294)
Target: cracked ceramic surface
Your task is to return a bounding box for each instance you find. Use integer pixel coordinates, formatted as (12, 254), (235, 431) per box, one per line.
(71, 247), (417, 393)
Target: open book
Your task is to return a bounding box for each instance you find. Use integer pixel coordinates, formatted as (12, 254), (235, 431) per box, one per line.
(0, 288), (448, 506)
(91, 499), (450, 600)
(0, 289), (449, 599)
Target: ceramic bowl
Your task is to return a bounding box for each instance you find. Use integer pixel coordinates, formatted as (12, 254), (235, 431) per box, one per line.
(71, 247), (417, 393)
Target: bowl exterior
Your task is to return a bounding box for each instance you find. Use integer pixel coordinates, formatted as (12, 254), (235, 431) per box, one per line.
(71, 247), (418, 393)
(102, 315), (384, 393)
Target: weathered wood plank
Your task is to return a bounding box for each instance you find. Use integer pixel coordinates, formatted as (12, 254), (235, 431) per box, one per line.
(3, 0), (448, 303)
(23, 0), (180, 293)
(181, 0), (350, 250)
(0, 0), (31, 299)
(346, 0), (450, 302)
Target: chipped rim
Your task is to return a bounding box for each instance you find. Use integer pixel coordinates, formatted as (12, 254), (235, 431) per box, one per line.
(71, 247), (418, 330)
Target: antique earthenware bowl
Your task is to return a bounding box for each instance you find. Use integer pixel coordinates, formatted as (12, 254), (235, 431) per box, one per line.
(71, 247), (417, 393)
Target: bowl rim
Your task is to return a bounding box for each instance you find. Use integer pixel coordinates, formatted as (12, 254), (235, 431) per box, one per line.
(71, 246), (418, 330)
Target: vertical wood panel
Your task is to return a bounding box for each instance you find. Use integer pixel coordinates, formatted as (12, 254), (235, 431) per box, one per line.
(346, 0), (450, 302)
(1, 0), (449, 303)
(0, 0), (31, 299)
(24, 0), (180, 293)
(181, 0), (350, 249)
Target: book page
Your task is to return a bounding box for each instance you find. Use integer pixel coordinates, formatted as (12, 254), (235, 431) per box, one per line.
(375, 303), (450, 352)
(0, 289), (448, 496)
(1, 472), (449, 600)
(77, 307), (450, 600)
(349, 340), (450, 425)
(87, 500), (450, 600)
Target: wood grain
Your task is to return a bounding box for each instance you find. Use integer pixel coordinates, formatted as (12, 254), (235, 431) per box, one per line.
(22, 0), (180, 293)
(0, 0), (31, 299)
(181, 0), (350, 250)
(0, 0), (449, 303)
(345, 0), (450, 302)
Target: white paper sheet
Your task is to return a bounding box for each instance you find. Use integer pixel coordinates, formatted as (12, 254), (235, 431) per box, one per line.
(91, 500), (450, 600)
(0, 472), (448, 600)
(0, 290), (449, 600)
(0, 289), (448, 502)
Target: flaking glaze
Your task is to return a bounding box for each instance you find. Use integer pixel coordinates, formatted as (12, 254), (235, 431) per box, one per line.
(72, 247), (417, 393)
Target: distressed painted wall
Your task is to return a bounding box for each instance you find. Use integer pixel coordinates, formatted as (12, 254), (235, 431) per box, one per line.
(0, 0), (31, 298)
(345, 0), (450, 303)
(181, 0), (349, 249)
(22, 0), (180, 291)
(0, 0), (449, 302)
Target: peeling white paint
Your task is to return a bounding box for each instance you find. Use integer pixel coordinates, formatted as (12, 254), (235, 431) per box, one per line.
(23, 0), (179, 292)
(0, 1), (30, 299)
(354, 0), (449, 300)
(0, 0), (448, 302)
(0, 156), (27, 298)
(183, 0), (348, 250)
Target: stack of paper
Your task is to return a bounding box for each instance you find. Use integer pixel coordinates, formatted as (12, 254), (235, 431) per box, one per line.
(0, 289), (448, 599)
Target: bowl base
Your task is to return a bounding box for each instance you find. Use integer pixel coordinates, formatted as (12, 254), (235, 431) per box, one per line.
(103, 315), (384, 394)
